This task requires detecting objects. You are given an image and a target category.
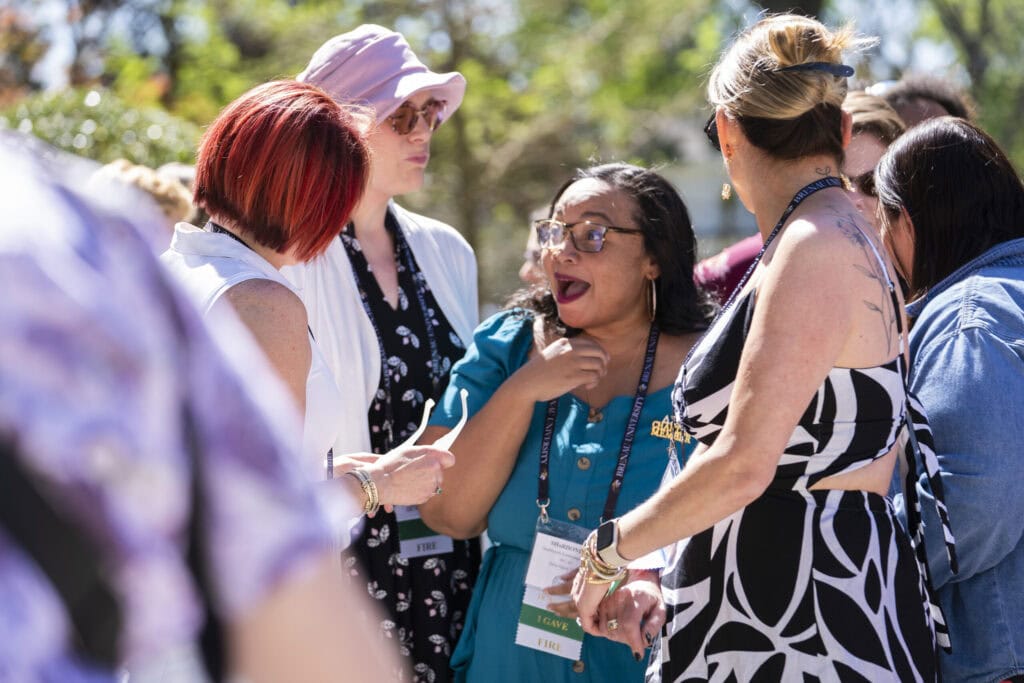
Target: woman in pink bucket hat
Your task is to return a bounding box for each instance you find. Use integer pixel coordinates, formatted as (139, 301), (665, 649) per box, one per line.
(284, 24), (480, 682)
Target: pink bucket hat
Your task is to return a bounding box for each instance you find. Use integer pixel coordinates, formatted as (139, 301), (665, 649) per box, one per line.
(298, 24), (466, 124)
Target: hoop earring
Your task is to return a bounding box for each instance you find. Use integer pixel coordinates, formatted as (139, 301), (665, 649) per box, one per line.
(647, 278), (658, 322)
(721, 183), (732, 201)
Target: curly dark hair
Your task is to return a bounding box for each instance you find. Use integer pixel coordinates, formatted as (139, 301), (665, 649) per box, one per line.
(506, 162), (717, 337)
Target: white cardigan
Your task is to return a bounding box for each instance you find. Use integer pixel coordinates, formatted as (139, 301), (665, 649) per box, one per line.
(282, 202), (479, 454)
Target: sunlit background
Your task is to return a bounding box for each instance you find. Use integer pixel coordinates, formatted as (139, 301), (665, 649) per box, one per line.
(3, 0), (1018, 311)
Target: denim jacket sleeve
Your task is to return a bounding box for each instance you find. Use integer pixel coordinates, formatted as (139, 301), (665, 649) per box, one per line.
(908, 325), (1024, 588)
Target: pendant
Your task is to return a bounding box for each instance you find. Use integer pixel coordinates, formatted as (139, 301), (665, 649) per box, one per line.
(588, 407), (603, 423)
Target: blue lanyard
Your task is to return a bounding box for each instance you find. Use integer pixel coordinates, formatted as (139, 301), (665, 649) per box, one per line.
(537, 323), (660, 523)
(345, 217), (442, 450)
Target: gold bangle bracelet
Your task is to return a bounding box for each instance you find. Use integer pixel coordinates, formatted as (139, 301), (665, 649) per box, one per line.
(345, 468), (379, 515)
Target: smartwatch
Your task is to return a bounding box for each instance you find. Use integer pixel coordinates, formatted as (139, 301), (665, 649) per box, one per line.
(595, 519), (630, 568)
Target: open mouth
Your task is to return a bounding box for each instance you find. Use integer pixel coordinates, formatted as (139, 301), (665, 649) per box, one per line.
(554, 273), (591, 304)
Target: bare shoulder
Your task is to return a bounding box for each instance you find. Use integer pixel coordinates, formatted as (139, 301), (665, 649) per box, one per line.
(219, 278), (310, 348)
(653, 330), (702, 390)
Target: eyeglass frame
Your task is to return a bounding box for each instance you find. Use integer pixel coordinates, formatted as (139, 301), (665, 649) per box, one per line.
(387, 99), (446, 136)
(532, 218), (644, 254)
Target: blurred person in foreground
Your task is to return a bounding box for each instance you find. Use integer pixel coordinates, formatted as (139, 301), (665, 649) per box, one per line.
(0, 131), (398, 683)
(288, 25), (480, 681)
(419, 163), (715, 682)
(876, 116), (1024, 683)
(162, 80), (451, 517)
(573, 15), (957, 681)
(695, 87), (906, 303)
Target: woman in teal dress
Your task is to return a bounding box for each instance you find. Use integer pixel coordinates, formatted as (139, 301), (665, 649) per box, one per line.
(419, 163), (715, 682)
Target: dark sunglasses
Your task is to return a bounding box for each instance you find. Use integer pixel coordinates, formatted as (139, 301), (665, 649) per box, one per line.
(387, 99), (445, 135)
(533, 219), (643, 254)
(704, 113), (721, 151)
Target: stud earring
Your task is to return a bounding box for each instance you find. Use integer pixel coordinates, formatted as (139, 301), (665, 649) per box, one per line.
(721, 183), (732, 201)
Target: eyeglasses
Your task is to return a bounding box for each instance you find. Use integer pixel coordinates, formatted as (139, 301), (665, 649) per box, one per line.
(387, 99), (445, 135)
(849, 170), (876, 198)
(704, 113), (721, 151)
(533, 219), (643, 254)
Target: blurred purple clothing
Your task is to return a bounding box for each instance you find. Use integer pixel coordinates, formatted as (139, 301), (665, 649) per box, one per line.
(693, 233), (762, 304)
(0, 134), (331, 682)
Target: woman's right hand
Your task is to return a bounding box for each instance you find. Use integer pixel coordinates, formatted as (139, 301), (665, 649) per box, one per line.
(364, 445), (456, 508)
(513, 336), (609, 402)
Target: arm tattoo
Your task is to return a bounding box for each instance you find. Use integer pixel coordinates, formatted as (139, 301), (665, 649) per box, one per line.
(829, 209), (898, 354)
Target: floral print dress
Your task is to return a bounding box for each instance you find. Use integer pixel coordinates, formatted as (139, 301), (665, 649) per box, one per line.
(340, 213), (481, 683)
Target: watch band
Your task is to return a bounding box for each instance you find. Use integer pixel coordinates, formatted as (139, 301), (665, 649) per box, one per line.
(595, 519), (630, 568)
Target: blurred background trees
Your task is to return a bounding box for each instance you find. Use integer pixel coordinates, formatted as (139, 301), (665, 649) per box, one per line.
(2, 0), (1021, 307)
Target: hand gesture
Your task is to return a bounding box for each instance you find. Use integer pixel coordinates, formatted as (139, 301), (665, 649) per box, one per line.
(573, 569), (665, 661)
(349, 445), (455, 512)
(514, 336), (609, 402)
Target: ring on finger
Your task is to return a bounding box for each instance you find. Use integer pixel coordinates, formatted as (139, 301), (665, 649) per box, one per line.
(607, 618), (619, 632)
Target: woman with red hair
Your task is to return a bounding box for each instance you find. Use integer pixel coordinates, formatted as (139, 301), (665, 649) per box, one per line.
(163, 80), (452, 520)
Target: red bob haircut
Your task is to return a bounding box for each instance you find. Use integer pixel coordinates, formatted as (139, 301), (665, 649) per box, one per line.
(194, 80), (369, 261)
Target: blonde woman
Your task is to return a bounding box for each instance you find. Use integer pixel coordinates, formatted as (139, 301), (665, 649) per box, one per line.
(573, 15), (956, 682)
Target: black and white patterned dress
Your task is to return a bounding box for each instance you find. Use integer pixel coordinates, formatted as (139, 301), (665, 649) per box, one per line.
(651, 181), (957, 682)
(341, 214), (481, 683)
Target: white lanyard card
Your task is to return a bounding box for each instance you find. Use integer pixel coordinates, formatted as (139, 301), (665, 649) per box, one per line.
(516, 518), (589, 660)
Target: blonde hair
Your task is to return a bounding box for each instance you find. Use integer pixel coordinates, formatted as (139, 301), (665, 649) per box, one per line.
(843, 90), (906, 145)
(708, 15), (874, 120)
(97, 159), (194, 226)
(705, 15), (876, 161)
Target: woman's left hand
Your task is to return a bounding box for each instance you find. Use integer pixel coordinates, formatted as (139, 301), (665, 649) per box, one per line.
(573, 569), (665, 655)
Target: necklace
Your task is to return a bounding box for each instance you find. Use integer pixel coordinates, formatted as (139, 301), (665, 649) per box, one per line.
(584, 332), (649, 423)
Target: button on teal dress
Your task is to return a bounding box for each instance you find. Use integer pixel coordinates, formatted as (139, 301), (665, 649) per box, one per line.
(429, 311), (696, 683)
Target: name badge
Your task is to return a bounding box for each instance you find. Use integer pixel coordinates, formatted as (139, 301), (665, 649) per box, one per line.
(516, 518), (589, 660)
(394, 505), (453, 559)
(515, 585), (585, 660)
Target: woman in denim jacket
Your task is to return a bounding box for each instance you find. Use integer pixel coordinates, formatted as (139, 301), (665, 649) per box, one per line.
(877, 116), (1024, 683)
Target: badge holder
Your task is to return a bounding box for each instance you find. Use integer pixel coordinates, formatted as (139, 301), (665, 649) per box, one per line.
(516, 505), (589, 660)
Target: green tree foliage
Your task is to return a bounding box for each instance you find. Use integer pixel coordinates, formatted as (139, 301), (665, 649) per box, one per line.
(919, 0), (1024, 163)
(0, 88), (199, 167)
(356, 0), (733, 302)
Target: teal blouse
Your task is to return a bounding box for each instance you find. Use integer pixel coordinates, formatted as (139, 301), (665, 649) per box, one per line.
(429, 311), (695, 683)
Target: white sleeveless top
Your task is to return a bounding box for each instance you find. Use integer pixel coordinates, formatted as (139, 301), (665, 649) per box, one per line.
(161, 222), (342, 480)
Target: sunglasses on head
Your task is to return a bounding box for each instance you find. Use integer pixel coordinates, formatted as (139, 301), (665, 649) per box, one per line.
(387, 99), (445, 135)
(704, 113), (721, 151)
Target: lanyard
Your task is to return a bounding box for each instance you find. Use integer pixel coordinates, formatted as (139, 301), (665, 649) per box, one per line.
(537, 323), (660, 524)
(344, 216), (443, 450)
(682, 176), (844, 369)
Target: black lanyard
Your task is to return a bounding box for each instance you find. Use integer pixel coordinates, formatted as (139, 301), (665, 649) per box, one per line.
(537, 323), (660, 524)
(345, 216), (442, 450)
(682, 176), (844, 370)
